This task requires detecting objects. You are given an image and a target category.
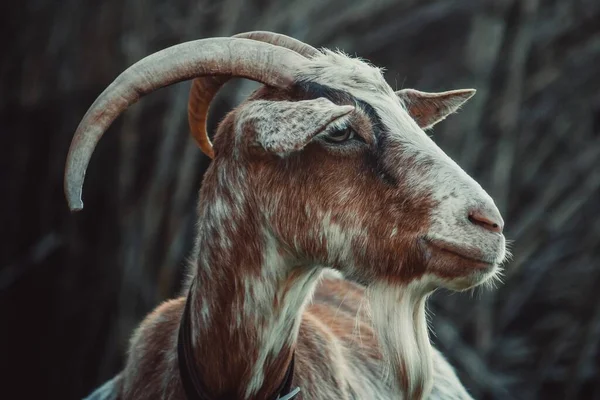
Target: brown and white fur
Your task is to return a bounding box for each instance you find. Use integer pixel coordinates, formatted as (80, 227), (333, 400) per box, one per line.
(101, 50), (506, 399)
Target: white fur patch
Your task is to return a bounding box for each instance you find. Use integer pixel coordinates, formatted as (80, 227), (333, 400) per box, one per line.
(319, 210), (369, 274)
(245, 231), (324, 398)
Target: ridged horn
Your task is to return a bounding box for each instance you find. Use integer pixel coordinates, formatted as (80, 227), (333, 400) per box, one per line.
(65, 37), (305, 211)
(188, 32), (319, 158)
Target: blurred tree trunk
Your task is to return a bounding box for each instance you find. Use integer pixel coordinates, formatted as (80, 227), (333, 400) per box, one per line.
(1, 0), (599, 399)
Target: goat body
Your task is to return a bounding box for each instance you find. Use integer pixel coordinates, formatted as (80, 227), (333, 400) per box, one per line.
(120, 274), (472, 399)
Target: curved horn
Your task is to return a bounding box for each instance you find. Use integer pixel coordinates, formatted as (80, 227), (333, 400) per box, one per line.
(65, 37), (305, 211)
(188, 32), (319, 158)
(235, 31), (319, 58)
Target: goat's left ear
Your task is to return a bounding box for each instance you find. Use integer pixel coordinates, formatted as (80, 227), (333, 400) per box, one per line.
(396, 88), (476, 129)
(239, 98), (354, 156)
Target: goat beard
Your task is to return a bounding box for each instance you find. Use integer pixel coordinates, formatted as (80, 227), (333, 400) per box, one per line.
(366, 281), (434, 400)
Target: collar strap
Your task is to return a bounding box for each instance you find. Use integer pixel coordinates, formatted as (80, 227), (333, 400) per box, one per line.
(177, 281), (299, 399)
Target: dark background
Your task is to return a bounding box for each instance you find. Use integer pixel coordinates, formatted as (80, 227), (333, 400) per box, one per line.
(1, 0), (600, 399)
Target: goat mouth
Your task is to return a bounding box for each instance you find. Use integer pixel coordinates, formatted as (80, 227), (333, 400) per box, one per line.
(422, 238), (495, 267)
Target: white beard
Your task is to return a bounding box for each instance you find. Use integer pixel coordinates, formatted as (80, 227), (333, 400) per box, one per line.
(366, 281), (434, 400)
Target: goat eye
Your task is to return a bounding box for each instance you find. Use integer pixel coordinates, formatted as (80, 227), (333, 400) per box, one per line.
(326, 127), (355, 143)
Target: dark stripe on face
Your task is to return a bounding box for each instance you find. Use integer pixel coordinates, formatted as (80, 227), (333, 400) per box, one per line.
(297, 81), (383, 134)
(296, 81), (398, 186)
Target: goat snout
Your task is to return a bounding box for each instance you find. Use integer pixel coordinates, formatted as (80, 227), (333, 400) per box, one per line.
(467, 206), (504, 234)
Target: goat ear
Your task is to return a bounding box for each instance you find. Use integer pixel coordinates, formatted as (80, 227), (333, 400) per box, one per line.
(239, 98), (354, 155)
(396, 88), (475, 129)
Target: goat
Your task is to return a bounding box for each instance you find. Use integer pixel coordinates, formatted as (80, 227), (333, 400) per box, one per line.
(67, 32), (507, 400)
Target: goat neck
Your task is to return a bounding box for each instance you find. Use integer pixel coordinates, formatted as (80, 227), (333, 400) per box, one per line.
(187, 151), (322, 399)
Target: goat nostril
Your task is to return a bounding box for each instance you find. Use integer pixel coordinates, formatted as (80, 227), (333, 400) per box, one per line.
(468, 209), (503, 233)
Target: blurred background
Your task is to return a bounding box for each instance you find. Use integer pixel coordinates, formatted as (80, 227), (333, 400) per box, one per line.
(1, 0), (599, 399)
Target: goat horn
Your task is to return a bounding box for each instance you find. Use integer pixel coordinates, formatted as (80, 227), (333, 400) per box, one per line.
(188, 32), (319, 158)
(65, 37), (304, 211)
(235, 31), (319, 58)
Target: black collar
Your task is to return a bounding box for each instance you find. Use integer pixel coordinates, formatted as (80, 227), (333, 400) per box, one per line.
(177, 281), (300, 400)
